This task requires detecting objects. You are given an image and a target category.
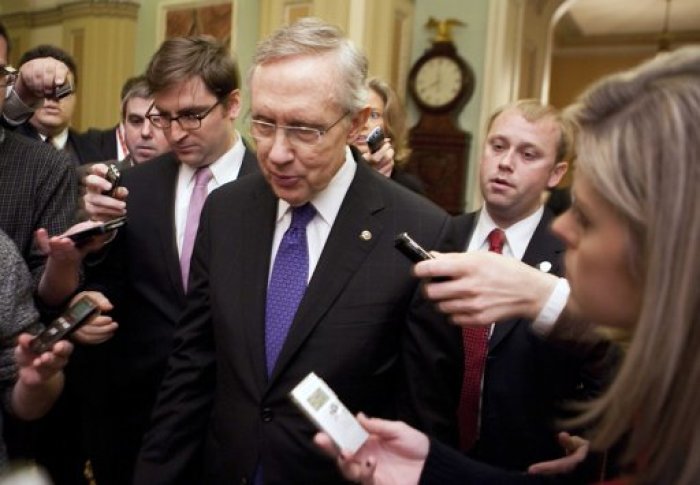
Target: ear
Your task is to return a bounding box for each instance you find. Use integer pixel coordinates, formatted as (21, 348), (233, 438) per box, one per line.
(347, 106), (370, 143)
(547, 161), (569, 189)
(223, 89), (242, 120)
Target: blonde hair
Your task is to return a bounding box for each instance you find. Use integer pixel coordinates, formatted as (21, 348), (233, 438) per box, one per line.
(488, 99), (576, 165)
(566, 46), (700, 484)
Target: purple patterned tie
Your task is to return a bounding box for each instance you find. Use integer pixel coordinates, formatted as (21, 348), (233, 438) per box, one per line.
(180, 166), (213, 291)
(264, 203), (316, 375)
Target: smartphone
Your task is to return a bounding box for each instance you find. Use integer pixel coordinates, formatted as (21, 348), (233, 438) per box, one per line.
(66, 216), (127, 247)
(394, 232), (435, 263)
(366, 126), (384, 154)
(30, 296), (100, 354)
(290, 372), (368, 454)
(53, 79), (73, 100)
(102, 163), (122, 197)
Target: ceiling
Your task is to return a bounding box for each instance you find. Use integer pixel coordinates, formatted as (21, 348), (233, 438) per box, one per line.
(566, 0), (700, 36)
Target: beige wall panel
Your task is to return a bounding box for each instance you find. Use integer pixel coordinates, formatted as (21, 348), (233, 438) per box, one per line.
(64, 16), (137, 130)
(0, 1), (139, 131)
(549, 50), (652, 109)
(28, 24), (62, 48)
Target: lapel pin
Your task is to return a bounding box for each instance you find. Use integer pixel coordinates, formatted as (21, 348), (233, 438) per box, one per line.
(538, 261), (552, 273)
(359, 230), (372, 241)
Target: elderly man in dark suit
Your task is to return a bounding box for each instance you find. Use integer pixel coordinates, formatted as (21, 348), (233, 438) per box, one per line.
(80, 36), (258, 485)
(134, 18), (455, 485)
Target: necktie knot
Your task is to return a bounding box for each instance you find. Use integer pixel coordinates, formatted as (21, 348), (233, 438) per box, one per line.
(487, 228), (506, 254)
(290, 203), (316, 229)
(194, 166), (213, 187)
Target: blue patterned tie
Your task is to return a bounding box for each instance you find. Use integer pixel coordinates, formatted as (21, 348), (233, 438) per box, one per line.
(264, 203), (316, 376)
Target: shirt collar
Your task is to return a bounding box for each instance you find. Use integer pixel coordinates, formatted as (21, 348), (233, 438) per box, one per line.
(180, 131), (245, 185)
(276, 145), (356, 226)
(471, 205), (544, 260)
(41, 128), (69, 150)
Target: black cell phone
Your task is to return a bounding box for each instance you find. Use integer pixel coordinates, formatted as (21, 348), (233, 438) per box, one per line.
(66, 216), (127, 247)
(30, 296), (100, 354)
(102, 163), (122, 197)
(366, 126), (384, 154)
(53, 79), (74, 100)
(394, 232), (435, 263)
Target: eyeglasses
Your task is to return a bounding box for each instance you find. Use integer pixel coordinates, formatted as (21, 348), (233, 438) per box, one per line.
(249, 112), (348, 147)
(0, 65), (17, 88)
(146, 100), (221, 131)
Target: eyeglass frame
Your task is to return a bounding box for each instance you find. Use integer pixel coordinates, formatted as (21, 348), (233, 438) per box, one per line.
(249, 111), (349, 147)
(0, 65), (17, 88)
(146, 99), (223, 131)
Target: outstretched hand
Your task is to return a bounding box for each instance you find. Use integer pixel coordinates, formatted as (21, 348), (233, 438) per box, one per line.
(14, 56), (71, 105)
(414, 251), (559, 327)
(83, 163), (128, 222)
(528, 432), (590, 475)
(15, 333), (73, 388)
(314, 414), (429, 485)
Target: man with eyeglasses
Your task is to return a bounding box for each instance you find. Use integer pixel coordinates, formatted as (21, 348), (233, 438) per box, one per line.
(135, 18), (456, 485)
(81, 75), (170, 166)
(79, 36), (258, 485)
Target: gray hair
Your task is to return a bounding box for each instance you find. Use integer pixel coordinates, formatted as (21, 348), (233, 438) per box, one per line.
(248, 17), (368, 114)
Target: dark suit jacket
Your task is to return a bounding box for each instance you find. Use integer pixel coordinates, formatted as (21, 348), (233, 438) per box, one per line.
(81, 149), (259, 485)
(447, 209), (617, 471)
(13, 122), (104, 166)
(134, 157), (457, 484)
(81, 126), (119, 161)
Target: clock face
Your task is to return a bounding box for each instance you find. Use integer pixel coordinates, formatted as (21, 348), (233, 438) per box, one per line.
(414, 56), (464, 108)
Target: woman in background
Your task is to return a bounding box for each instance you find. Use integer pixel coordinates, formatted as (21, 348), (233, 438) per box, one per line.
(355, 77), (424, 194)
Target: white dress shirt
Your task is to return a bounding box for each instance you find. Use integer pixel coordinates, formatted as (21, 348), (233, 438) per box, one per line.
(269, 146), (356, 283)
(468, 205), (569, 335)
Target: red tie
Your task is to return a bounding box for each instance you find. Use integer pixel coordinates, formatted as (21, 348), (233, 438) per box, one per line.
(457, 228), (505, 451)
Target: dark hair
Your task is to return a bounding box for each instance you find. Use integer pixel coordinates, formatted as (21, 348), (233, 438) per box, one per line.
(120, 75), (152, 120)
(19, 44), (78, 86)
(0, 22), (11, 56)
(146, 35), (239, 102)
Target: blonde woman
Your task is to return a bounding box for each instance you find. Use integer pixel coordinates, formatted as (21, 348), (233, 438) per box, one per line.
(316, 46), (700, 485)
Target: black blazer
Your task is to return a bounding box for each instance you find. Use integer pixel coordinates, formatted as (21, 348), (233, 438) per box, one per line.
(13, 122), (105, 165)
(448, 209), (616, 471)
(80, 149), (259, 484)
(81, 126), (119, 161)
(134, 157), (457, 484)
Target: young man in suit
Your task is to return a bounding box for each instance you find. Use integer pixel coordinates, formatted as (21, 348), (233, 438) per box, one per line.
(134, 18), (455, 485)
(80, 36), (258, 485)
(417, 100), (616, 472)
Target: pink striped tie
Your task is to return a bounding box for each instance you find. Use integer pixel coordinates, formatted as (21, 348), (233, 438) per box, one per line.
(180, 166), (213, 291)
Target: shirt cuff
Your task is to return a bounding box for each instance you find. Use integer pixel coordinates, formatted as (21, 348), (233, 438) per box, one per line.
(531, 277), (570, 337)
(3, 88), (38, 125)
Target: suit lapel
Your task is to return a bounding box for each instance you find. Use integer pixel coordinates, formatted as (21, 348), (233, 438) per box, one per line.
(154, 155), (186, 298)
(239, 182), (278, 391)
(489, 209), (564, 351)
(268, 163), (384, 385)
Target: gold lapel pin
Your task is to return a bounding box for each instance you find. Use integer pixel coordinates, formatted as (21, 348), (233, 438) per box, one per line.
(359, 230), (372, 241)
